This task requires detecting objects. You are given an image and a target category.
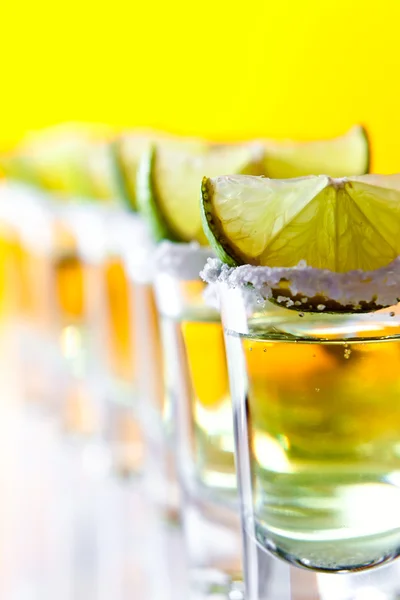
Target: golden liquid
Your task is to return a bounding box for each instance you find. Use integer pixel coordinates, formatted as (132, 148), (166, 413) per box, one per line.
(63, 383), (99, 436)
(135, 282), (164, 413)
(6, 236), (53, 333)
(0, 228), (17, 319)
(0, 233), (8, 317)
(182, 321), (229, 410)
(51, 221), (84, 321)
(107, 281), (162, 478)
(238, 324), (400, 571)
(103, 261), (143, 477)
(5, 236), (56, 405)
(162, 316), (236, 500)
(13, 243), (46, 321)
(104, 257), (134, 382)
(51, 224), (95, 434)
(54, 253), (85, 320)
(54, 254), (91, 435)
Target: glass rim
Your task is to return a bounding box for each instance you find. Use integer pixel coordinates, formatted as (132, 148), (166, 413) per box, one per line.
(201, 257), (400, 312)
(154, 240), (214, 281)
(0, 181), (55, 252)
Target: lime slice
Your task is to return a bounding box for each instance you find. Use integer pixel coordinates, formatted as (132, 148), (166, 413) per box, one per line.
(85, 141), (126, 203)
(112, 131), (206, 211)
(1, 123), (123, 203)
(137, 144), (265, 243)
(201, 173), (400, 272)
(111, 132), (159, 211)
(264, 126), (370, 178)
(0, 153), (38, 185)
(0, 134), (90, 193)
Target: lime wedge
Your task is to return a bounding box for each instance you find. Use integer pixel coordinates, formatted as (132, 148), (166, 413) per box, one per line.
(1, 123), (123, 203)
(137, 144), (265, 243)
(85, 141), (126, 202)
(0, 153), (38, 185)
(201, 174), (400, 272)
(111, 132), (160, 211)
(1, 133), (90, 193)
(112, 131), (206, 211)
(264, 126), (370, 178)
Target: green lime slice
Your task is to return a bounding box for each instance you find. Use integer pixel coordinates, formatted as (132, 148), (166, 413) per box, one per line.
(84, 141), (126, 203)
(264, 126), (370, 178)
(112, 132), (206, 212)
(0, 152), (38, 186)
(1, 124), (123, 203)
(111, 133), (157, 211)
(1, 135), (90, 194)
(137, 143), (266, 243)
(201, 173), (400, 272)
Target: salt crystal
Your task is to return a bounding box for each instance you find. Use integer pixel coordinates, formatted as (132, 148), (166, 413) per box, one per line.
(201, 256), (400, 310)
(157, 242), (214, 280)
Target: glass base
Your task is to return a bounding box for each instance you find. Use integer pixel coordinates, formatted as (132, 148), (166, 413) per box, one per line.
(190, 571), (245, 599)
(15, 322), (65, 413)
(181, 492), (243, 598)
(104, 382), (145, 480)
(142, 430), (182, 525)
(244, 528), (400, 600)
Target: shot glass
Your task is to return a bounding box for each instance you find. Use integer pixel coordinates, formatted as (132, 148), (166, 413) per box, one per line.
(153, 243), (244, 596)
(0, 182), (23, 322)
(0, 182), (59, 409)
(101, 209), (149, 479)
(215, 260), (400, 600)
(51, 200), (110, 441)
(121, 226), (178, 515)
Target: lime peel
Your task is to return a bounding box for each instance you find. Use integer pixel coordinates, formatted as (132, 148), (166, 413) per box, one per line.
(136, 147), (181, 242)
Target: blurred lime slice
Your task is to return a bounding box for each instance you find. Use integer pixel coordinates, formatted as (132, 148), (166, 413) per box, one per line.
(111, 132), (159, 211)
(1, 129), (89, 193)
(137, 143), (265, 243)
(112, 131), (206, 211)
(85, 140), (126, 202)
(201, 173), (400, 271)
(264, 126), (370, 178)
(0, 123), (123, 203)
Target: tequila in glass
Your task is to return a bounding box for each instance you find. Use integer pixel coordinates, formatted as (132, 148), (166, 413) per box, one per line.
(53, 229), (85, 322)
(104, 256), (134, 383)
(52, 202), (109, 438)
(0, 183), (24, 321)
(153, 243), (243, 594)
(0, 183), (58, 408)
(125, 243), (176, 512)
(218, 276), (400, 599)
(101, 210), (150, 478)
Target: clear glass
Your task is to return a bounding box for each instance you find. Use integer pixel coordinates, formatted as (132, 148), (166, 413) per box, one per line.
(127, 266), (178, 518)
(0, 183), (60, 411)
(102, 210), (148, 479)
(0, 184), (26, 322)
(51, 202), (109, 442)
(220, 282), (400, 599)
(104, 217), (180, 513)
(154, 259), (243, 597)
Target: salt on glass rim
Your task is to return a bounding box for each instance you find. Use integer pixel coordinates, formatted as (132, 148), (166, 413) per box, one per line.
(154, 241), (215, 281)
(201, 257), (400, 310)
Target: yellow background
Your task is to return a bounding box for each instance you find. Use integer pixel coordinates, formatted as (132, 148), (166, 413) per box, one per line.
(1, 0), (400, 172)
